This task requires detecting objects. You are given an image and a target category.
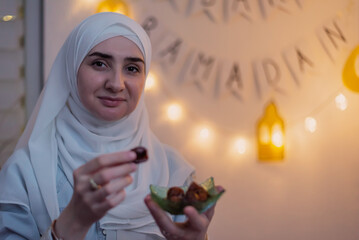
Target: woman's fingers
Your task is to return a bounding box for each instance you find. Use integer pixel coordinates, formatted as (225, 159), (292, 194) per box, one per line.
(91, 163), (137, 186)
(144, 195), (179, 234)
(202, 204), (216, 222)
(76, 151), (137, 175)
(93, 190), (127, 213)
(73, 175), (134, 219)
(145, 195), (213, 239)
(183, 206), (209, 231)
(73, 153), (137, 197)
(215, 185), (225, 194)
(91, 175), (133, 202)
(72, 162), (136, 200)
(71, 152), (138, 216)
(67, 151), (142, 229)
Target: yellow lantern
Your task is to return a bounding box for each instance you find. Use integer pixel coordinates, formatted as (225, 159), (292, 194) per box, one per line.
(256, 101), (285, 161)
(342, 45), (359, 93)
(96, 0), (130, 16)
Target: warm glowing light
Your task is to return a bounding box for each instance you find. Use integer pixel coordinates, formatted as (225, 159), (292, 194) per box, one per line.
(342, 45), (359, 92)
(2, 15), (16, 22)
(199, 128), (210, 139)
(271, 124), (283, 147)
(193, 125), (214, 147)
(259, 124), (270, 144)
(166, 103), (183, 121)
(305, 117), (317, 133)
(335, 93), (347, 111)
(97, 0), (129, 16)
(256, 102), (285, 161)
(233, 138), (247, 154)
(145, 72), (157, 91)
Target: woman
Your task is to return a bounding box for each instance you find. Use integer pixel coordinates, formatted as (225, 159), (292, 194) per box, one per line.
(0, 12), (218, 239)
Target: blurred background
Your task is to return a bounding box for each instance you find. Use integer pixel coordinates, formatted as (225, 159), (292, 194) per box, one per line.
(1, 0), (359, 239)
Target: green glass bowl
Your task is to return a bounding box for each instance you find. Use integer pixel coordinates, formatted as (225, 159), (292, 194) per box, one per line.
(150, 177), (225, 215)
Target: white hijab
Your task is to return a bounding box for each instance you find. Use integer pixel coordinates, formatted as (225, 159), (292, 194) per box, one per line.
(15, 12), (194, 235)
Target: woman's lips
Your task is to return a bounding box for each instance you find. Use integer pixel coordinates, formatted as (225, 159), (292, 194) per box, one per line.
(98, 96), (125, 107)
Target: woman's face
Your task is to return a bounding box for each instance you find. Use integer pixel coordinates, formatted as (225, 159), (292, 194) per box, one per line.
(77, 36), (146, 121)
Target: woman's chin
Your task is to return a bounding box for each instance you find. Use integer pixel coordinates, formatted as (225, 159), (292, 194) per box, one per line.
(96, 110), (128, 122)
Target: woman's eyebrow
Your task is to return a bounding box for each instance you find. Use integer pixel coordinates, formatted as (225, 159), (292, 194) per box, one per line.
(87, 52), (144, 65)
(88, 52), (113, 59)
(125, 57), (145, 65)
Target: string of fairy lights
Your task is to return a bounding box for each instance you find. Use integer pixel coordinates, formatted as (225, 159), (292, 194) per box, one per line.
(145, 72), (218, 146)
(145, 71), (250, 156)
(292, 87), (348, 133)
(89, 0), (359, 161)
(144, 70), (353, 158)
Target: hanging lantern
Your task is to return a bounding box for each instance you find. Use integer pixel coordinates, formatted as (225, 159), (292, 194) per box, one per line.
(342, 45), (359, 93)
(256, 101), (285, 161)
(96, 0), (130, 16)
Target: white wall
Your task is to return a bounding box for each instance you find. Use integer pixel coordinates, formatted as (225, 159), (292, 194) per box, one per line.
(44, 0), (359, 239)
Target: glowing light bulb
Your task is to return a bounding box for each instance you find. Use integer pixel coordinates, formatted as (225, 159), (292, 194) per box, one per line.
(145, 72), (156, 91)
(233, 138), (247, 154)
(335, 93), (347, 111)
(305, 117), (317, 133)
(2, 15), (16, 22)
(271, 124), (284, 147)
(191, 123), (215, 148)
(199, 128), (210, 139)
(166, 103), (182, 121)
(193, 125), (214, 147)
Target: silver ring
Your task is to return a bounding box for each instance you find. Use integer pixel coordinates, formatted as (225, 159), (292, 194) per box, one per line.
(89, 178), (101, 191)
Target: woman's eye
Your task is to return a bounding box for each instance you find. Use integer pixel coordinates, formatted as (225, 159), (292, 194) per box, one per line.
(127, 66), (139, 73)
(92, 61), (106, 68)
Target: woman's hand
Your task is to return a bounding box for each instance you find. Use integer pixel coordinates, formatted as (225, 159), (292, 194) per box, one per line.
(144, 186), (224, 240)
(55, 151), (137, 239)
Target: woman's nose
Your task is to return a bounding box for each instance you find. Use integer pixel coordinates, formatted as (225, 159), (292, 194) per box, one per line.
(105, 71), (125, 92)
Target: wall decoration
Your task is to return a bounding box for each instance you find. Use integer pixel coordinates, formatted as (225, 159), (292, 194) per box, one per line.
(138, 3), (356, 129)
(165, 0), (304, 23)
(342, 45), (359, 93)
(256, 101), (285, 161)
(96, 0), (130, 16)
(142, 17), (348, 101)
(129, 0), (358, 160)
